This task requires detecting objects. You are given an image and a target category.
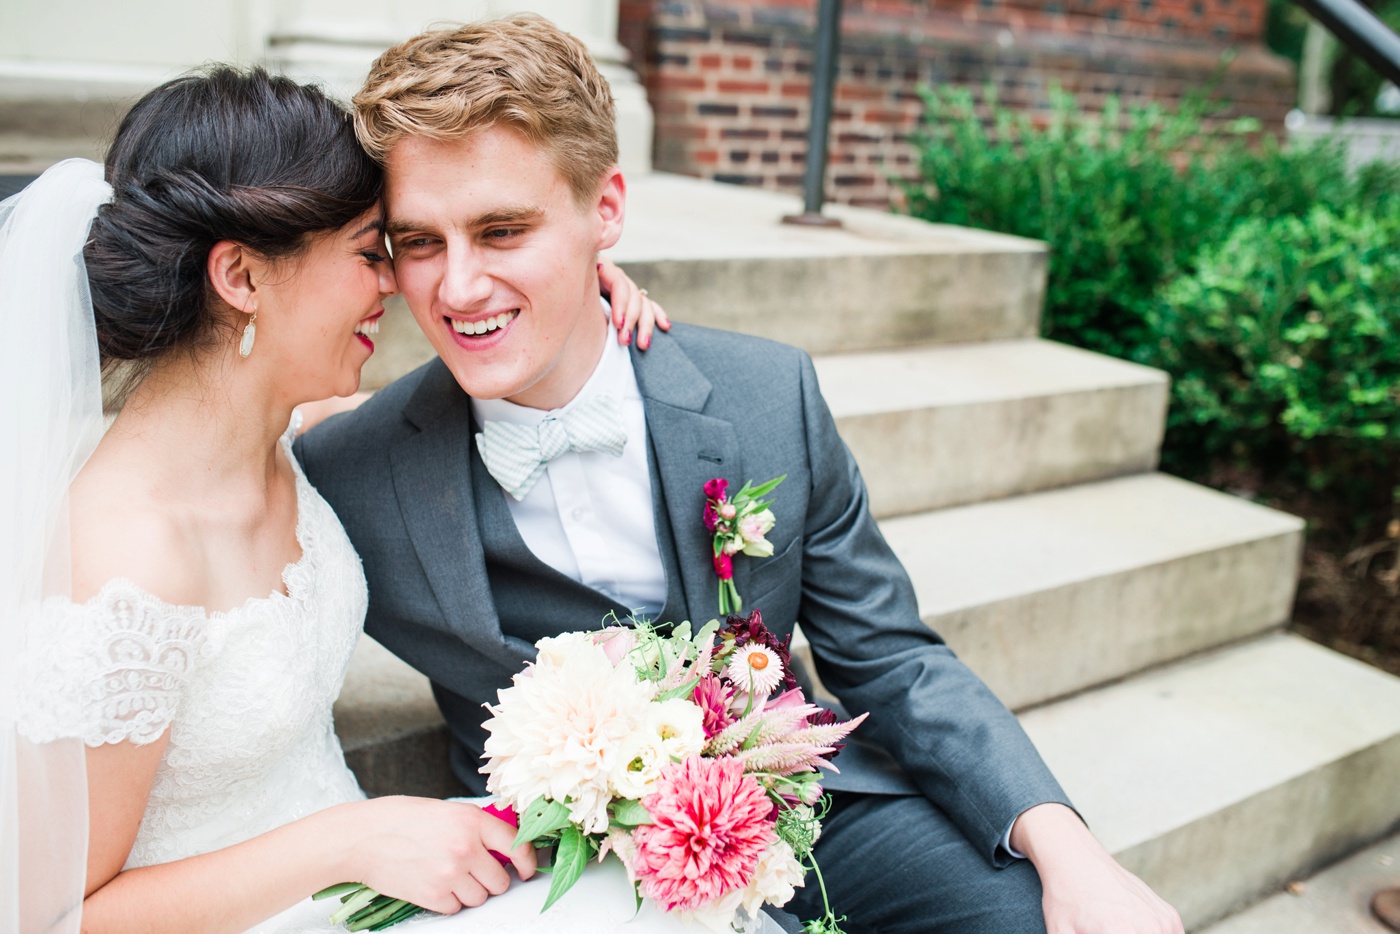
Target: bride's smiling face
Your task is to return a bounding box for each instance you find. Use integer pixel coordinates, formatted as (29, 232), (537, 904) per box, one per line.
(251, 208), (398, 402)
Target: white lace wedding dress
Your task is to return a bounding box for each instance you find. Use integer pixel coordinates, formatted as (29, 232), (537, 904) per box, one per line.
(17, 422), (783, 934)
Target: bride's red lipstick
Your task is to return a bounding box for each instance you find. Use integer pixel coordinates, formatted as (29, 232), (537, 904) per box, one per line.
(355, 310), (384, 351)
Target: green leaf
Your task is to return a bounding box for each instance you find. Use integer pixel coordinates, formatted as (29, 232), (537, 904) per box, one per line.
(610, 798), (655, 828)
(512, 796), (574, 850)
(313, 882), (365, 901)
(693, 619), (720, 647)
(745, 474), (787, 501)
(542, 826), (595, 912)
(656, 675), (702, 703)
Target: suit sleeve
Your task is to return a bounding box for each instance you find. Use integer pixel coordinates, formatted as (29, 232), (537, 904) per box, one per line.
(791, 351), (1074, 866)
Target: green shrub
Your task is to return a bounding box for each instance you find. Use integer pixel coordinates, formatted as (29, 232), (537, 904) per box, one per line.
(1154, 206), (1400, 498)
(901, 86), (1400, 504)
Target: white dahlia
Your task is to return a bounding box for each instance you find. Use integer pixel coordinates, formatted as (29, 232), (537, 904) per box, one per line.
(481, 633), (656, 833)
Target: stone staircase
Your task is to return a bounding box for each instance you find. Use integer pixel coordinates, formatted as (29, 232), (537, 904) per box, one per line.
(325, 173), (1400, 932)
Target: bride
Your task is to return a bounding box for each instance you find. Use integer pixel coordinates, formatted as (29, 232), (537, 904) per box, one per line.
(0, 67), (694, 934)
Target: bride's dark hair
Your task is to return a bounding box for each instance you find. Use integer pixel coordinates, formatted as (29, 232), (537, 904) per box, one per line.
(84, 66), (382, 370)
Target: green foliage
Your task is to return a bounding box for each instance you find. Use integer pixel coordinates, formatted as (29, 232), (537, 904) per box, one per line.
(1155, 206), (1400, 494)
(1265, 0), (1309, 65)
(902, 86), (1400, 507)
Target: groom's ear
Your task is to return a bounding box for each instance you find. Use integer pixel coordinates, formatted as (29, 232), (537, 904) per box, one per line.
(207, 240), (260, 315)
(592, 167), (626, 253)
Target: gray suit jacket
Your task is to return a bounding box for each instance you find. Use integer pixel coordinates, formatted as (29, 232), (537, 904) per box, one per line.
(297, 323), (1070, 866)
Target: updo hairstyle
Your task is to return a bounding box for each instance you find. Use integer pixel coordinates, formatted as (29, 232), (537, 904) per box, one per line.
(84, 66), (383, 370)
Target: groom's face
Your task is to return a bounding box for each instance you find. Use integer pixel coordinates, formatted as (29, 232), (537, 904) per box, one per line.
(384, 125), (625, 410)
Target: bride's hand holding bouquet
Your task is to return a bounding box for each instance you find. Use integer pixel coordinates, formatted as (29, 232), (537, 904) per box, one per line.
(325, 796), (535, 919)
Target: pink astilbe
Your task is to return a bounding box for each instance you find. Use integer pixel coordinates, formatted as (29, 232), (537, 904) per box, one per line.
(691, 674), (734, 740)
(705, 702), (820, 757)
(735, 741), (842, 776)
(633, 756), (775, 913)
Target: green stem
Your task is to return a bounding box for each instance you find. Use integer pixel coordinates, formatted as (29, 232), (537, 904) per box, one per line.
(370, 904), (424, 931)
(348, 898), (409, 932)
(329, 887), (378, 926)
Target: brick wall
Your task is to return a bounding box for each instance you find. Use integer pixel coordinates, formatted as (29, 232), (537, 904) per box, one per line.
(619, 0), (1297, 208)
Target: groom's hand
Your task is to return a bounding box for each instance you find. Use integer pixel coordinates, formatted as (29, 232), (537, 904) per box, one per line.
(1011, 803), (1183, 934)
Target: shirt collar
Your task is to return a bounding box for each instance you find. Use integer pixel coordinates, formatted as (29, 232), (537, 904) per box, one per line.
(471, 300), (633, 428)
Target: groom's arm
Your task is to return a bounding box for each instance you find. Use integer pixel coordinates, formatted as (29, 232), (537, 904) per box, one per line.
(787, 349), (1067, 861)
(790, 353), (1182, 933)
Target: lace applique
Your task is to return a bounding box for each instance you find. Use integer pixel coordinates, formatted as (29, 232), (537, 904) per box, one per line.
(16, 582), (222, 747)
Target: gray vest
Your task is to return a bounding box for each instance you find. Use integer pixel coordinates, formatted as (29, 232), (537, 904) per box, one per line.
(466, 427), (690, 643)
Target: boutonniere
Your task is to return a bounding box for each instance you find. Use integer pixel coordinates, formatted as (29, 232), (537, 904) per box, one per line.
(703, 474), (786, 616)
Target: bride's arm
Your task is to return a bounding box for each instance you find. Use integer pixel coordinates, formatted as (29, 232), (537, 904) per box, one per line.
(81, 740), (535, 934)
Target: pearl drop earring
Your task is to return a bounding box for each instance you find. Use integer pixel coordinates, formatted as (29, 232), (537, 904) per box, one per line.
(238, 310), (257, 358)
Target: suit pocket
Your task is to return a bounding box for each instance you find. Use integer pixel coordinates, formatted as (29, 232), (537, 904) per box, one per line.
(738, 534), (802, 624)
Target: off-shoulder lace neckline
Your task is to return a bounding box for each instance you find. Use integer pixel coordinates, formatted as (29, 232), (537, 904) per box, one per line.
(68, 432), (314, 620)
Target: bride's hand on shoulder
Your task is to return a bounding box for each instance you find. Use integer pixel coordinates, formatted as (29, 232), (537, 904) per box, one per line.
(598, 257), (670, 350)
(336, 796), (536, 914)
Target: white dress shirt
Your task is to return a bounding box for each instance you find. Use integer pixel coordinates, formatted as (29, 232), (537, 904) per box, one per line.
(471, 316), (667, 618)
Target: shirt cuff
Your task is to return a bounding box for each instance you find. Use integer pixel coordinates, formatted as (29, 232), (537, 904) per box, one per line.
(999, 810), (1029, 861)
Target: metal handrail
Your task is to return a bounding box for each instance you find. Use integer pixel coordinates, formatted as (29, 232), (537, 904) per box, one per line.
(1294, 0), (1400, 87)
(783, 0), (843, 227)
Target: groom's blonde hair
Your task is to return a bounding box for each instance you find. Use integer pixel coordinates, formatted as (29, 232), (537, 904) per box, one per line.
(353, 14), (618, 206)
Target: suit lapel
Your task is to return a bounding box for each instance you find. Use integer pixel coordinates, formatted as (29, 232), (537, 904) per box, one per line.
(631, 336), (743, 625)
(390, 360), (519, 666)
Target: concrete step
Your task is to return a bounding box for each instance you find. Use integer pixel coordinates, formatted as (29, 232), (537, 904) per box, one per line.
(798, 473), (1303, 710)
(0, 71), (145, 172)
(1022, 634), (1400, 930)
(816, 338), (1169, 518)
(1195, 829), (1400, 934)
(334, 635), (466, 800)
(357, 173), (1048, 388)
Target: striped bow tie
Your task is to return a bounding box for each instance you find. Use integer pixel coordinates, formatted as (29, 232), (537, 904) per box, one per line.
(476, 393), (628, 500)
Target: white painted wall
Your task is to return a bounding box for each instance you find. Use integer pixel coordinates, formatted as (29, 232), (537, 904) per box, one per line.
(0, 0), (651, 173)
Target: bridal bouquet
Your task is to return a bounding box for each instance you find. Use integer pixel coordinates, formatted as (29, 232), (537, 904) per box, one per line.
(482, 609), (863, 933)
(316, 610), (861, 933)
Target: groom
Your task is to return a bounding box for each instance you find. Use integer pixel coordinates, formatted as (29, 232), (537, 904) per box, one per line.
(300, 15), (1180, 934)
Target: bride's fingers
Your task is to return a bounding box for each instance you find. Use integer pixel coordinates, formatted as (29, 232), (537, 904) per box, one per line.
(479, 810), (537, 881)
(469, 856), (513, 898)
(415, 889), (466, 916)
(452, 876), (492, 910)
(637, 294), (670, 350)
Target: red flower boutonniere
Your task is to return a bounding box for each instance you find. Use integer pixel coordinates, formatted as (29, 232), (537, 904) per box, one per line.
(703, 474), (786, 616)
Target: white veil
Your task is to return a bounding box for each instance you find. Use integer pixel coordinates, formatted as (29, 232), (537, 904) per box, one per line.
(0, 159), (113, 934)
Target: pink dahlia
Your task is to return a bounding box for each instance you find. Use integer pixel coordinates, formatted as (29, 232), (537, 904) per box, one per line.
(691, 674), (735, 739)
(633, 756), (775, 913)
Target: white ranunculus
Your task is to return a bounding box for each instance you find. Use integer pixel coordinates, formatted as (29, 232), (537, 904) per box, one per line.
(609, 730), (669, 799)
(645, 698), (706, 761)
(481, 634), (656, 834)
(736, 839), (806, 920)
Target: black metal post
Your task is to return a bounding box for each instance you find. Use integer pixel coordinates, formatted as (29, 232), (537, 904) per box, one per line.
(1294, 0), (1400, 87)
(783, 0), (844, 228)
